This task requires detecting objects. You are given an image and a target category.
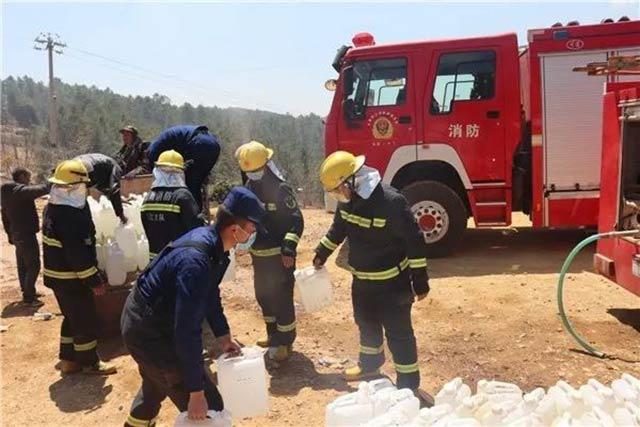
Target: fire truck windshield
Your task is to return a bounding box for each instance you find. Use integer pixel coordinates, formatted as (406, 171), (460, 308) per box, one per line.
(345, 58), (407, 110)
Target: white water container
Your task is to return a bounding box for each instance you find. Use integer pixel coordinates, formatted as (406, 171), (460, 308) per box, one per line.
(612, 377), (639, 403)
(366, 406), (415, 426)
(216, 346), (268, 420)
(294, 266), (333, 313)
(436, 378), (472, 408)
(446, 418), (482, 427)
(409, 404), (453, 426)
(455, 394), (488, 418)
(326, 382), (375, 427)
(99, 196), (118, 239)
(106, 241), (127, 286)
(115, 222), (138, 260)
(387, 389), (420, 420)
(95, 242), (106, 271)
(579, 407), (616, 427)
(136, 236), (149, 271)
(612, 407), (638, 426)
(174, 410), (232, 427)
(221, 250), (236, 284)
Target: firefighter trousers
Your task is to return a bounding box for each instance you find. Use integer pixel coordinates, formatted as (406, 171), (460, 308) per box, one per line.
(252, 254), (296, 347)
(53, 285), (99, 367)
(352, 273), (420, 390)
(121, 290), (223, 427)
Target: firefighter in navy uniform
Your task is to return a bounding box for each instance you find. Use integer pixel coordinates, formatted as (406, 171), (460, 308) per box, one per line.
(313, 151), (429, 394)
(121, 187), (265, 425)
(234, 141), (304, 362)
(141, 150), (205, 260)
(42, 160), (117, 375)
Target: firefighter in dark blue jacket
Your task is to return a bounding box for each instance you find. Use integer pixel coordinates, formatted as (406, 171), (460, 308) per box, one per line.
(121, 187), (265, 425)
(148, 125), (221, 212)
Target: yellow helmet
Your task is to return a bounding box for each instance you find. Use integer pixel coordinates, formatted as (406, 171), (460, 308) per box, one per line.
(155, 150), (184, 169)
(49, 159), (91, 185)
(235, 140), (274, 172)
(319, 151), (366, 191)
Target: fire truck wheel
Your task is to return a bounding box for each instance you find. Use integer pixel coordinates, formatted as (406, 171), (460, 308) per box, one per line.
(402, 180), (467, 257)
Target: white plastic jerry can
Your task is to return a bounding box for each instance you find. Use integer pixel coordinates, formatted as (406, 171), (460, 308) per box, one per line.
(136, 236), (149, 271)
(294, 266), (333, 313)
(216, 346), (268, 420)
(174, 410), (232, 427)
(115, 222), (138, 260)
(326, 382), (376, 427)
(105, 241), (127, 286)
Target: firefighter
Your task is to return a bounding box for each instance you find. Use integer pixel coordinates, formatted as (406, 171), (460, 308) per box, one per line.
(148, 125), (221, 212)
(234, 141), (304, 362)
(1, 168), (50, 307)
(313, 151), (429, 392)
(121, 187), (264, 425)
(74, 153), (127, 223)
(141, 150), (205, 260)
(115, 125), (150, 177)
(42, 160), (117, 375)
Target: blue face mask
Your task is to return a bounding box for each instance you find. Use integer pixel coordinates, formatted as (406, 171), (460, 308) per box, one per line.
(235, 226), (257, 250)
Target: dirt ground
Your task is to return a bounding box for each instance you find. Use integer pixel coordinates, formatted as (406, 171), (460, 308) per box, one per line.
(1, 206), (639, 426)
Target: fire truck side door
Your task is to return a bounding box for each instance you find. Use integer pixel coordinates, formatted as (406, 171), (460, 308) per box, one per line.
(424, 49), (505, 182)
(337, 56), (417, 174)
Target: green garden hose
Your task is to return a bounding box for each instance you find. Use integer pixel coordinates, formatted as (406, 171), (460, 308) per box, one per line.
(557, 230), (639, 358)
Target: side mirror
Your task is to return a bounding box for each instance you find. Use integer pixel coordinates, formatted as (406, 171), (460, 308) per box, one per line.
(342, 66), (354, 98)
(324, 79), (337, 91)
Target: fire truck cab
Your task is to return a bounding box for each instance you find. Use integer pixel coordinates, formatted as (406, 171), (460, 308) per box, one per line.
(324, 19), (640, 256)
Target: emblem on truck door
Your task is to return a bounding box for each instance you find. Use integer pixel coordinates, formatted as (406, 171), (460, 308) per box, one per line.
(368, 112), (398, 140)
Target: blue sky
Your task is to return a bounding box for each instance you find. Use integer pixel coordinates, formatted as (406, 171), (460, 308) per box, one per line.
(2, 1), (639, 115)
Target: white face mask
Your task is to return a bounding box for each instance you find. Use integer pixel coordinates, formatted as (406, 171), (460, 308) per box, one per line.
(246, 169), (265, 181)
(50, 184), (88, 208)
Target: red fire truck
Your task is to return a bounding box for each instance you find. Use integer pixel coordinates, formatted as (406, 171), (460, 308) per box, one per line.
(324, 18), (640, 256)
(594, 80), (640, 297)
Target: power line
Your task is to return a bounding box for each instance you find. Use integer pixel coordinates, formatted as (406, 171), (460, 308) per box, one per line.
(64, 44), (289, 112)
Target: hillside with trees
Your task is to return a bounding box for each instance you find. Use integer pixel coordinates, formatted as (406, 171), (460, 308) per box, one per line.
(0, 76), (326, 205)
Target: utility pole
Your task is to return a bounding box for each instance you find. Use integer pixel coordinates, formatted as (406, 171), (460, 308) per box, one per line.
(34, 33), (65, 147)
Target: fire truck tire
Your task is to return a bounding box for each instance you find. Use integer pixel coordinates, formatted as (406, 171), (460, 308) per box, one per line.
(402, 180), (467, 258)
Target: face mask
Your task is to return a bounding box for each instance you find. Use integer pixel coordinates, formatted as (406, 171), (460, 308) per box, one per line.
(50, 184), (88, 208)
(234, 225), (257, 250)
(246, 169), (264, 181)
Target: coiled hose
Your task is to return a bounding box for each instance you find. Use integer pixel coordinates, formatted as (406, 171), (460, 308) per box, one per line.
(557, 229), (639, 358)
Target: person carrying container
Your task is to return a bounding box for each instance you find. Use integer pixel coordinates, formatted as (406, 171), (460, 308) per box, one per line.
(234, 141), (304, 362)
(148, 125), (220, 213)
(74, 153), (127, 224)
(141, 150), (204, 260)
(313, 151), (429, 394)
(121, 186), (265, 425)
(42, 159), (117, 375)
